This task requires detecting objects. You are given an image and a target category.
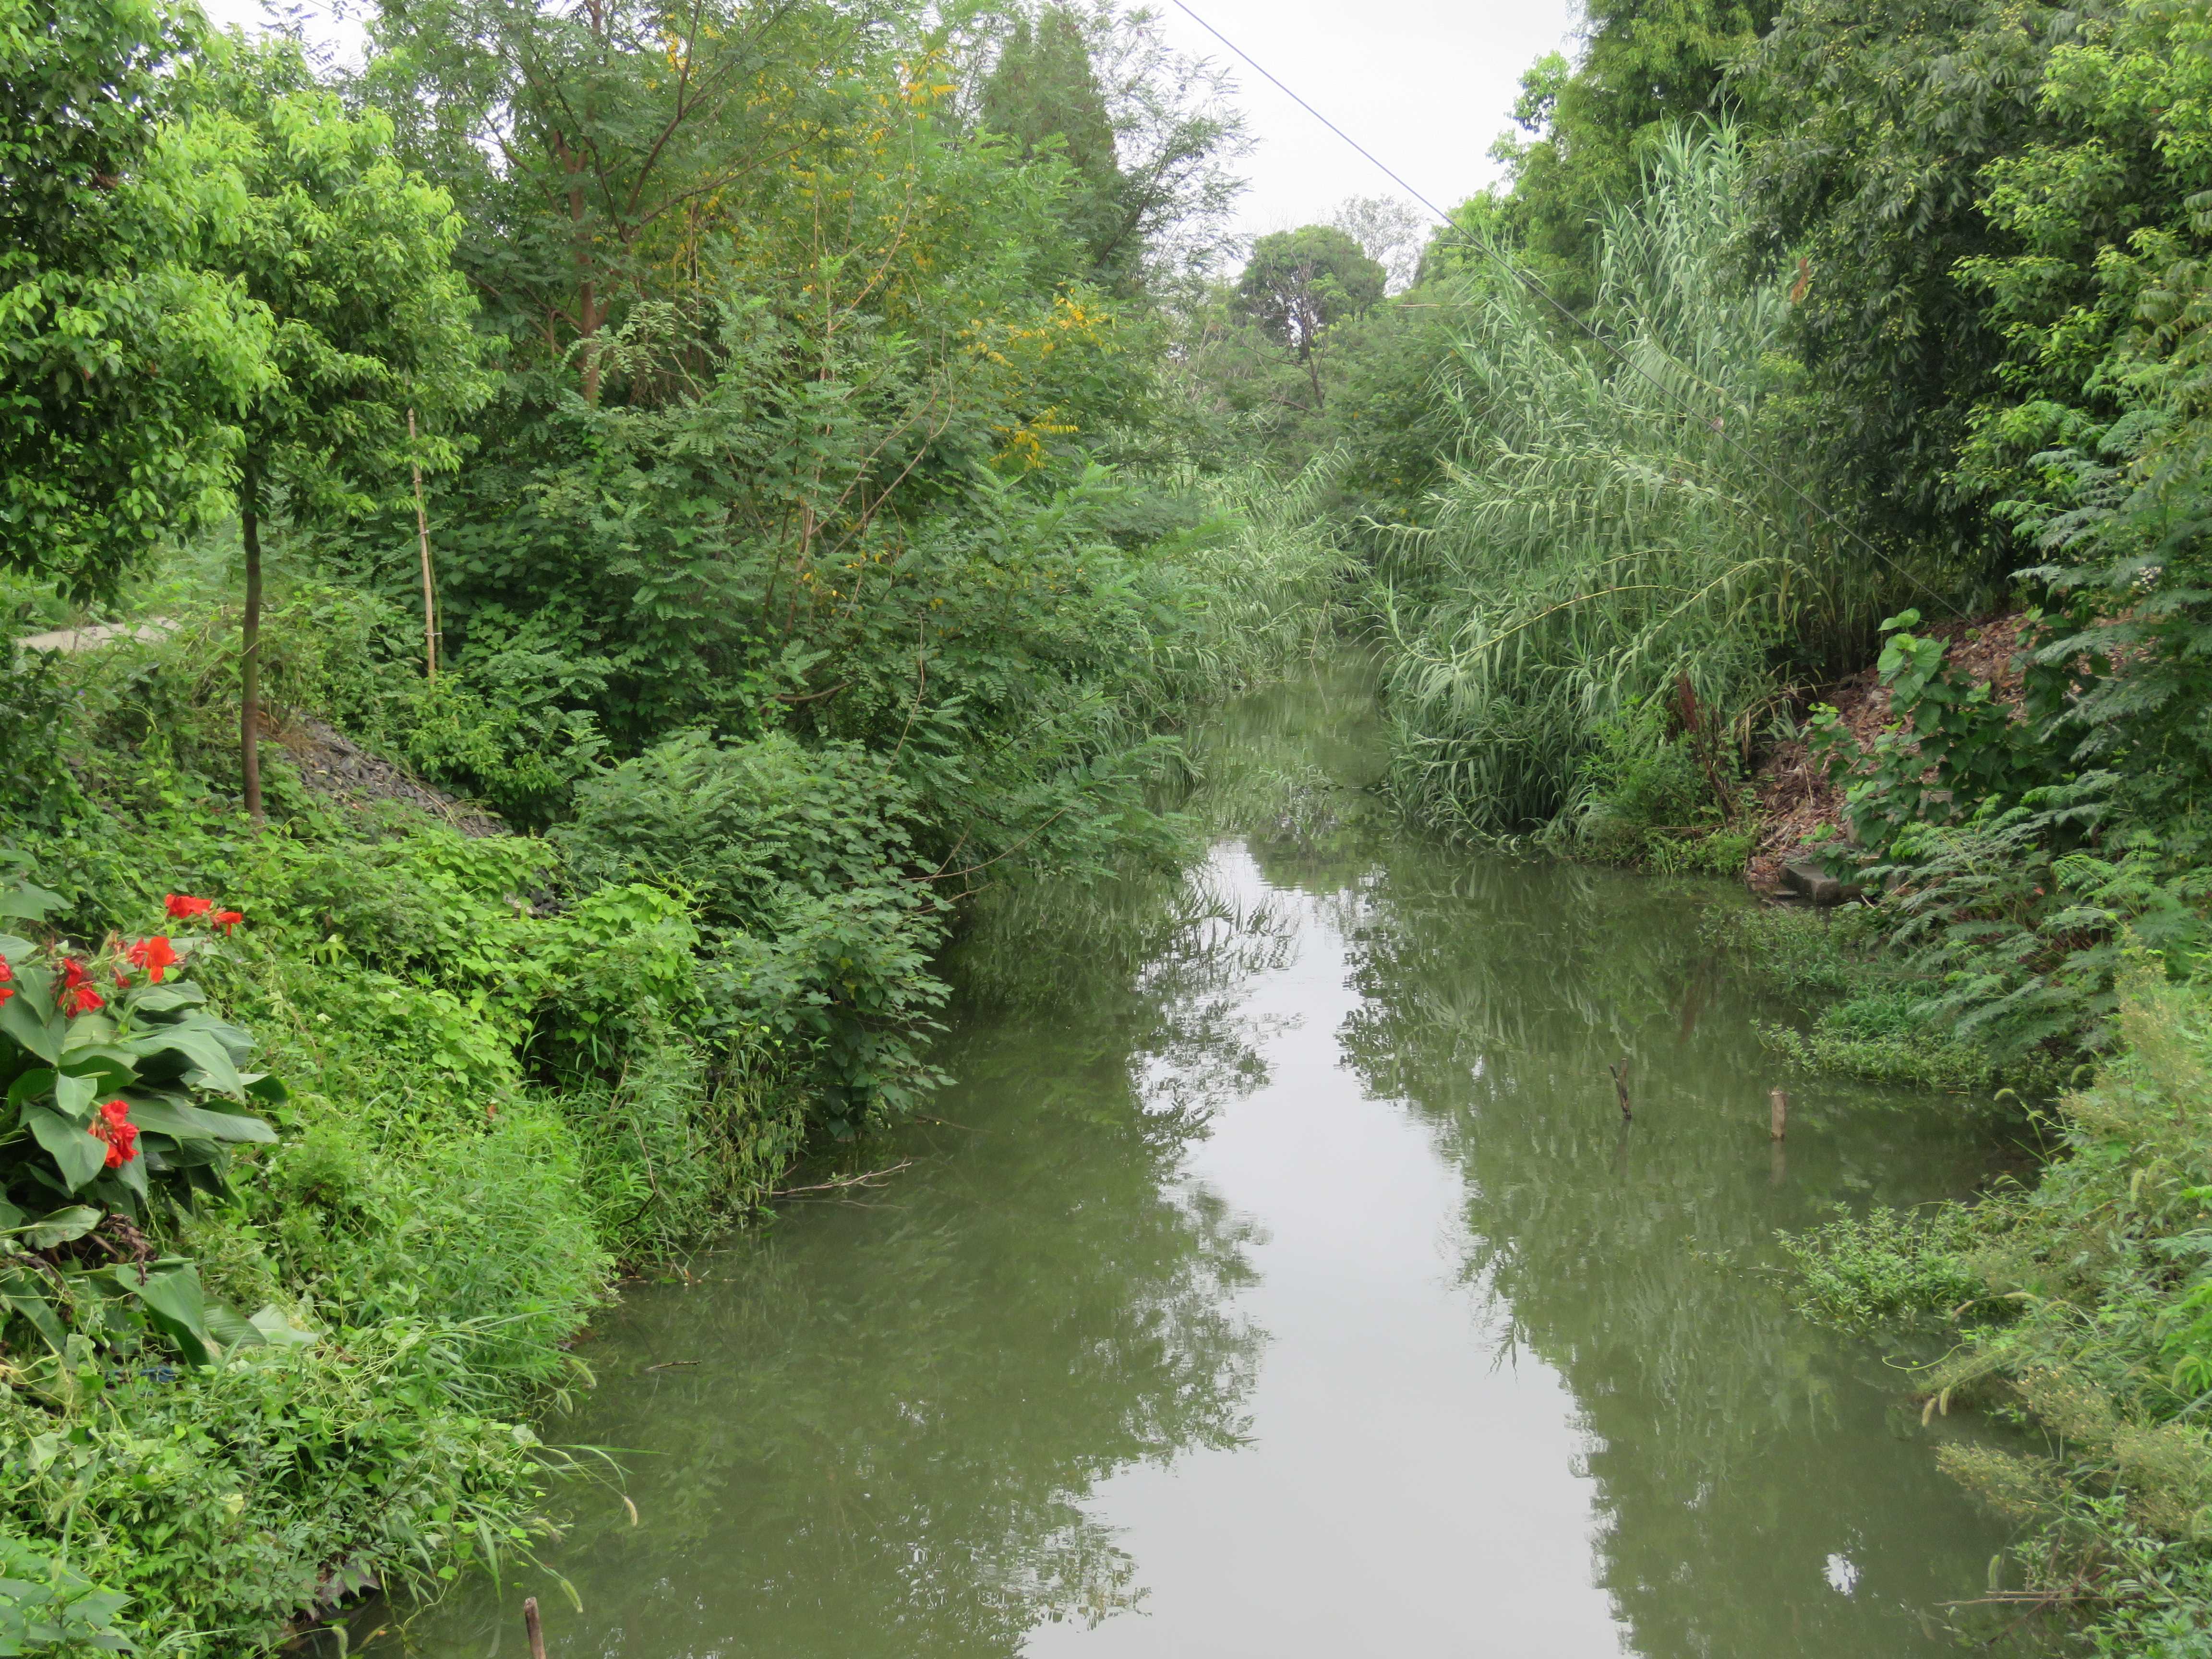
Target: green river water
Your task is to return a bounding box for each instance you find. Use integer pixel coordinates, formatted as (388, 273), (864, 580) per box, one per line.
(393, 663), (2014, 1659)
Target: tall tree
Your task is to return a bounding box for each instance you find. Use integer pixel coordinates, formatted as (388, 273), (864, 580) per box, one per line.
(979, 5), (1125, 282)
(0, 0), (270, 600)
(1493, 0), (1774, 303)
(364, 0), (846, 403)
(192, 38), (491, 820)
(1235, 225), (1383, 409)
(1742, 0), (2069, 576)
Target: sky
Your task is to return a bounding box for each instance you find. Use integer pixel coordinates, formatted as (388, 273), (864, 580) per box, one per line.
(1151, 0), (1581, 239)
(195, 0), (1586, 244)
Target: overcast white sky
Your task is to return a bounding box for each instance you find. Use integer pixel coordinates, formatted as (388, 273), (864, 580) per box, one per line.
(197, 0), (1584, 240)
(1153, 0), (1580, 237)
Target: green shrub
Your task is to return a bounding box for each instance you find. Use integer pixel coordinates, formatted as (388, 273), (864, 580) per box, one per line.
(560, 730), (950, 1131)
(1781, 1202), (1991, 1330)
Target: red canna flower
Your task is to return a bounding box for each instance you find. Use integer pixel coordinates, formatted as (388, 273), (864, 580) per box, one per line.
(125, 936), (180, 984)
(165, 894), (213, 921)
(0, 956), (12, 1008)
(211, 910), (243, 935)
(56, 958), (103, 1017)
(89, 1099), (139, 1168)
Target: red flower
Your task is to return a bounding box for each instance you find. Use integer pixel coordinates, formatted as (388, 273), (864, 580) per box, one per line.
(211, 910), (243, 935)
(125, 936), (180, 984)
(0, 956), (12, 1008)
(165, 894), (213, 921)
(89, 1099), (139, 1169)
(56, 959), (104, 1017)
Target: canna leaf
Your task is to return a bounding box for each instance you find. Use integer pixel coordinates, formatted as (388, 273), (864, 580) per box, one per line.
(0, 1266), (67, 1351)
(114, 1261), (216, 1366)
(122, 1096), (277, 1144)
(0, 983), (61, 1063)
(25, 1104), (106, 1191)
(20, 1206), (102, 1249)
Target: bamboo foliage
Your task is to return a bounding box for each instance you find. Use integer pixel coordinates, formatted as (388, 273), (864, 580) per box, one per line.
(1377, 125), (1898, 840)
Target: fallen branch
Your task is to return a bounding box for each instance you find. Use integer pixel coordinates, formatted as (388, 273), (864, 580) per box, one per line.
(771, 1160), (915, 1198)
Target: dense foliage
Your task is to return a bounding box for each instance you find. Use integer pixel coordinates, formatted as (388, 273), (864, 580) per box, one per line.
(1160, 0), (2212, 1645)
(13, 0), (2212, 1642)
(0, 0), (1350, 1647)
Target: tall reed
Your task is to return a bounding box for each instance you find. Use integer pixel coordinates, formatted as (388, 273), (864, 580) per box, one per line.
(1375, 126), (1902, 841)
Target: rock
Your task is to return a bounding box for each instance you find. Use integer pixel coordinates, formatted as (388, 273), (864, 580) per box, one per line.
(1781, 859), (1860, 906)
(15, 617), (176, 654)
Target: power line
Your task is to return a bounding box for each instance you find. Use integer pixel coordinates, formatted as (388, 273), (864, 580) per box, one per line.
(1170, 0), (1965, 621)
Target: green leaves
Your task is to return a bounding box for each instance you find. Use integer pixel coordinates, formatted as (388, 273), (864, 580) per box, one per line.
(0, 1534), (133, 1655)
(0, 870), (285, 1361)
(24, 1106), (104, 1193)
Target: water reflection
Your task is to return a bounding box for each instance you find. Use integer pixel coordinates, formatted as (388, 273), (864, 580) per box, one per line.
(395, 662), (2011, 1659)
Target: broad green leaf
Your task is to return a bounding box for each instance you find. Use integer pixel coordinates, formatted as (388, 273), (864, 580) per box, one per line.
(25, 1104), (105, 1191)
(204, 1299), (267, 1349)
(60, 1010), (117, 1050)
(122, 1097), (277, 1144)
(115, 1262), (215, 1366)
(124, 984), (205, 1014)
(0, 1276), (67, 1351)
(248, 1303), (319, 1347)
(20, 1206), (101, 1249)
(52, 1073), (97, 1122)
(57, 1051), (137, 1094)
(126, 1024), (244, 1095)
(0, 1200), (16, 1232)
(0, 932), (35, 962)
(7, 1070), (54, 1111)
(242, 1072), (289, 1105)
(0, 879), (64, 922)
(0, 989), (60, 1064)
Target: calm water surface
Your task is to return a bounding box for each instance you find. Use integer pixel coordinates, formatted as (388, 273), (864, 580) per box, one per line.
(396, 665), (2012, 1659)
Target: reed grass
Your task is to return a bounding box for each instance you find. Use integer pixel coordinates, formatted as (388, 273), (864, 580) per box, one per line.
(1374, 126), (1912, 842)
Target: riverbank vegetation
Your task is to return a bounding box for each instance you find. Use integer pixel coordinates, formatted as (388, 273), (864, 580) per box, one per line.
(1170, 0), (2212, 1645)
(13, 0), (2212, 1647)
(0, 0), (1347, 1645)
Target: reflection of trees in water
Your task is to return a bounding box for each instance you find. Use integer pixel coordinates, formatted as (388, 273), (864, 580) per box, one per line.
(1336, 850), (2010, 1657)
(409, 851), (1284, 1659)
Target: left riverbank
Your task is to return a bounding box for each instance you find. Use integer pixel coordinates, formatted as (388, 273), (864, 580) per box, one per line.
(0, 480), (1345, 1651)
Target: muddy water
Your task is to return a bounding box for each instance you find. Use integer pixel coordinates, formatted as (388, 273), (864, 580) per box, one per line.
(398, 664), (2010, 1659)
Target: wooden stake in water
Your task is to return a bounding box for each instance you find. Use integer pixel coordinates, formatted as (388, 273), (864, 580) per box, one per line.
(409, 408), (437, 684)
(522, 1597), (548, 1659)
(1611, 1057), (1632, 1122)
(1769, 1087), (1789, 1142)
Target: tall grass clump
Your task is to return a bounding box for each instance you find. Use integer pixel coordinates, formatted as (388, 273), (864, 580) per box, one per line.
(1131, 454), (1356, 711)
(1375, 126), (1903, 846)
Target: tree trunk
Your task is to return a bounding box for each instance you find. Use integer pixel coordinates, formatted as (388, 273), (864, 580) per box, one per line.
(409, 408), (438, 682)
(240, 461), (265, 827)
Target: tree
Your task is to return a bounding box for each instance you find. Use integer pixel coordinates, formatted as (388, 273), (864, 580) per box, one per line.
(0, 0), (270, 600)
(1741, 0), (2068, 576)
(192, 38), (491, 820)
(1331, 195), (1426, 294)
(1234, 226), (1383, 408)
(980, 5), (1124, 280)
(965, 1), (1247, 294)
(364, 0), (847, 403)
(1492, 0), (1774, 304)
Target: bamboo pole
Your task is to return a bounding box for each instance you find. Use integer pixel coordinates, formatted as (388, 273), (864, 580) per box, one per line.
(409, 409), (437, 683)
(523, 1597), (548, 1659)
(1769, 1087), (1789, 1141)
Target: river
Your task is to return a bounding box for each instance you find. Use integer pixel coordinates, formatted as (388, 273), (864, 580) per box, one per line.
(393, 661), (2013, 1658)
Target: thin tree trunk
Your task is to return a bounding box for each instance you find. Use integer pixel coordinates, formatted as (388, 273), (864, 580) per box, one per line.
(409, 409), (438, 682)
(240, 460), (265, 827)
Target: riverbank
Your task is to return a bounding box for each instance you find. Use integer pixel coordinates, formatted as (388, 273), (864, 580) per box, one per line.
(0, 479), (1344, 1651)
(390, 661), (2019, 1658)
